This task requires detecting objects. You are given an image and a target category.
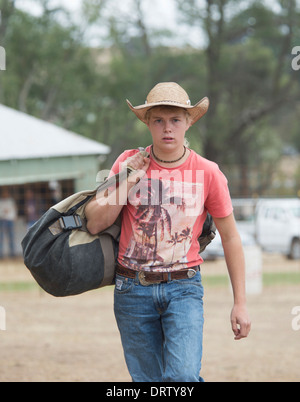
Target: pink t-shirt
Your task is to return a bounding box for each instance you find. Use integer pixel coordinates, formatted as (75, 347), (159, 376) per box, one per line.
(110, 146), (233, 272)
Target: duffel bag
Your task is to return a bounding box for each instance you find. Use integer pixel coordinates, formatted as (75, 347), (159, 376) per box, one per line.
(21, 150), (149, 297)
(21, 185), (121, 297)
(22, 154), (216, 297)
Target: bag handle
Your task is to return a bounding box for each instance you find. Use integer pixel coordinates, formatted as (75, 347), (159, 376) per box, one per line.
(66, 148), (150, 216)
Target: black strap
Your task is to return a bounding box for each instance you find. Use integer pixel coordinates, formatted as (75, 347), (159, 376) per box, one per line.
(65, 194), (94, 216)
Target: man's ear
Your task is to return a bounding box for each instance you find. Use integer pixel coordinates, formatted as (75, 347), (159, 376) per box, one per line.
(186, 122), (192, 131)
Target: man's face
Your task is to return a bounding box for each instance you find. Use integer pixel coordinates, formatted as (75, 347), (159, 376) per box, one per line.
(146, 107), (191, 154)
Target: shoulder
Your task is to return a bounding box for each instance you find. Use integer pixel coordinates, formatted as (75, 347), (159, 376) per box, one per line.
(189, 151), (230, 196)
(113, 147), (151, 166)
(190, 150), (221, 174)
(118, 149), (140, 160)
(110, 149), (141, 175)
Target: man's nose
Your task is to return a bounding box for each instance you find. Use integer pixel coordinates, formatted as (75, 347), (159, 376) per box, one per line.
(163, 121), (172, 132)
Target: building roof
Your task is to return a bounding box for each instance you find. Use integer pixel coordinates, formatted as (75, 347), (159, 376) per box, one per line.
(0, 104), (110, 161)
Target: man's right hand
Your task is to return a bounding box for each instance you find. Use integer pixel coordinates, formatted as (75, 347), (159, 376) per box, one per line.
(122, 151), (150, 173)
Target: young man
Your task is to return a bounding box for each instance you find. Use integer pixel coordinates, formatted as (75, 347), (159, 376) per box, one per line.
(86, 82), (251, 382)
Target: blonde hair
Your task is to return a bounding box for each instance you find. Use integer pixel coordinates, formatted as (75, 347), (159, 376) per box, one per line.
(145, 105), (192, 125)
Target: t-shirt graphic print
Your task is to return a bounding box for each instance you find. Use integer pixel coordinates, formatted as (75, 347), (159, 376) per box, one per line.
(123, 174), (204, 271)
(109, 147), (233, 273)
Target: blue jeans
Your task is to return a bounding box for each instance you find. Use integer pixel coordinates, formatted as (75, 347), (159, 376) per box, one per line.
(114, 270), (204, 382)
(0, 220), (16, 258)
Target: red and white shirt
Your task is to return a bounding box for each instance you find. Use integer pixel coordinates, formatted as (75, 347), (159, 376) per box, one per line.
(109, 146), (233, 272)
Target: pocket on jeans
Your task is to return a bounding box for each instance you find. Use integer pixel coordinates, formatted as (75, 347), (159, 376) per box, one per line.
(114, 274), (135, 294)
(176, 272), (204, 294)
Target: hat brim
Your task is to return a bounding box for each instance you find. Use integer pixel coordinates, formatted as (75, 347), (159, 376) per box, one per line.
(126, 97), (209, 126)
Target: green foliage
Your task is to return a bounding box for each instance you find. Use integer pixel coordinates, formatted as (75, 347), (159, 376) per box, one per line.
(0, 0), (299, 196)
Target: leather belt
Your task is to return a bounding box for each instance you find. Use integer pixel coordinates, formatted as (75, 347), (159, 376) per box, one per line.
(116, 264), (199, 286)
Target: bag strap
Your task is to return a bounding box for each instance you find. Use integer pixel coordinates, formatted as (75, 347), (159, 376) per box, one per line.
(66, 194), (95, 216)
(99, 233), (117, 287)
(66, 148), (150, 217)
(198, 214), (216, 253)
(64, 169), (130, 217)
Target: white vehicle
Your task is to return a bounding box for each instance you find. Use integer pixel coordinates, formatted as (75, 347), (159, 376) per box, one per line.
(201, 229), (256, 261)
(255, 199), (300, 259)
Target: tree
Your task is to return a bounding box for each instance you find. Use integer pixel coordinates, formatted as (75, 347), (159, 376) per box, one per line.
(2, 0), (299, 196)
(176, 0), (300, 196)
(0, 0), (101, 133)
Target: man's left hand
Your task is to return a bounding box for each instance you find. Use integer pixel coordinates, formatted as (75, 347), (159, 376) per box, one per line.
(230, 305), (251, 340)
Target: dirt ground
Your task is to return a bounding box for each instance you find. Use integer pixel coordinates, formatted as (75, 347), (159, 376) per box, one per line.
(0, 254), (299, 382)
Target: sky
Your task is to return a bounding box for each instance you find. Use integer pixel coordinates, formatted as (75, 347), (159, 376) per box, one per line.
(16, 0), (180, 22)
(13, 0), (208, 48)
(15, 0), (282, 49)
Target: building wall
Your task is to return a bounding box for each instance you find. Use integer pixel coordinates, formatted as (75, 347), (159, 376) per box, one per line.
(0, 155), (102, 191)
(0, 154), (105, 257)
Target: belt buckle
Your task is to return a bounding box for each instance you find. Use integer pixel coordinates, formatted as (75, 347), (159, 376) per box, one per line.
(138, 271), (152, 286)
(187, 269), (197, 279)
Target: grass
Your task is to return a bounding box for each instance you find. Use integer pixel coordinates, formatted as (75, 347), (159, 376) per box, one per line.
(203, 272), (300, 288)
(0, 281), (39, 292)
(0, 272), (299, 293)
(202, 275), (228, 287)
(263, 272), (300, 286)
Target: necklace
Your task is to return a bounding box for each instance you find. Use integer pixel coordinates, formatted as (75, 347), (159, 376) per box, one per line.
(151, 145), (187, 164)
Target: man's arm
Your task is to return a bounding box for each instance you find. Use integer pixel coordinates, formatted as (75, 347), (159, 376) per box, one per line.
(213, 213), (251, 340)
(85, 153), (150, 235)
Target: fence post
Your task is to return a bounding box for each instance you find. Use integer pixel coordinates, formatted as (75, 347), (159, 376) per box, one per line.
(244, 244), (263, 295)
(0, 306), (6, 331)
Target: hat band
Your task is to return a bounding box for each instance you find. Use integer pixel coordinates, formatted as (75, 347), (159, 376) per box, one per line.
(145, 99), (191, 106)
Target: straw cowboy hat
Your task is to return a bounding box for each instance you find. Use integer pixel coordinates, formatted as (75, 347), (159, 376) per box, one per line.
(126, 82), (209, 126)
